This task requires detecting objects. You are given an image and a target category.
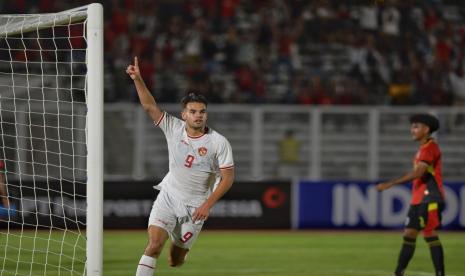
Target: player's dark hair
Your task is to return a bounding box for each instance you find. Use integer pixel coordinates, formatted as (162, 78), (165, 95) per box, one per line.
(181, 92), (208, 108)
(409, 113), (440, 134)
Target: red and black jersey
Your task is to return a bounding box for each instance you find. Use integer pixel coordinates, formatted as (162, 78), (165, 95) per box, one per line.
(0, 160), (4, 172)
(411, 139), (444, 205)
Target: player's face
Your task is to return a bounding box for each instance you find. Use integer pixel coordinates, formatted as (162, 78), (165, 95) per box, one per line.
(410, 122), (429, 141)
(182, 102), (208, 130)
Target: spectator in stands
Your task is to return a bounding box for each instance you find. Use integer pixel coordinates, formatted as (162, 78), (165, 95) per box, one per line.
(277, 130), (301, 179)
(331, 76), (356, 105)
(449, 61), (465, 105)
(223, 25), (239, 70)
(256, 11), (274, 67)
(358, 5), (378, 33)
(235, 64), (254, 101)
(388, 69), (413, 105)
(434, 32), (454, 71)
(253, 72), (267, 103)
(381, 3), (401, 37)
(184, 17), (205, 64)
(220, 0), (240, 28)
(448, 60), (465, 126)
(380, 2), (401, 53)
(423, 6), (440, 33)
(311, 75), (332, 105)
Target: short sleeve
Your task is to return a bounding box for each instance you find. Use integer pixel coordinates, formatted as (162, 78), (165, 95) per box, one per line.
(418, 144), (437, 165)
(217, 137), (234, 169)
(155, 112), (183, 138)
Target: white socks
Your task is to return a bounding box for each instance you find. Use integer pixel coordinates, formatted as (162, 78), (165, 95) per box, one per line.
(136, 255), (156, 276)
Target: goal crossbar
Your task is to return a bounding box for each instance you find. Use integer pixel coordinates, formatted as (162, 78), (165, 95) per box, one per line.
(0, 6), (89, 37)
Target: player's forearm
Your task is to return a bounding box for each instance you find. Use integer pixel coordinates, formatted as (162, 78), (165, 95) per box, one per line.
(205, 178), (233, 208)
(385, 161), (428, 189)
(389, 172), (418, 187)
(133, 78), (156, 110)
(132, 78), (163, 122)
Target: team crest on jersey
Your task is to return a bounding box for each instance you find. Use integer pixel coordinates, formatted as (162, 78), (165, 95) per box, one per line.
(198, 147), (208, 156)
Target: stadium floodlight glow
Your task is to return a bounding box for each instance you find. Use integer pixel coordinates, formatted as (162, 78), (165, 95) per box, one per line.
(0, 3), (103, 275)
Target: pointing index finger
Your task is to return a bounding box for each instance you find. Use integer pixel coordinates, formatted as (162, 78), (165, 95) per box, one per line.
(134, 56), (138, 67)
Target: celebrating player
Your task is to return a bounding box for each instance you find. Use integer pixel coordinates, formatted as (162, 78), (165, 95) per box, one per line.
(126, 57), (235, 276)
(376, 114), (445, 276)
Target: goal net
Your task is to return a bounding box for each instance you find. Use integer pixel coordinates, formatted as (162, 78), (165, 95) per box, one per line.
(0, 4), (103, 275)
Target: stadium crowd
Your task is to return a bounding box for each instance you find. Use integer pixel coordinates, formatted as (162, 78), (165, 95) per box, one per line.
(3, 0), (465, 106)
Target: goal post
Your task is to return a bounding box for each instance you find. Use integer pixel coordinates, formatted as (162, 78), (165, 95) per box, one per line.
(0, 3), (103, 275)
(86, 3), (104, 276)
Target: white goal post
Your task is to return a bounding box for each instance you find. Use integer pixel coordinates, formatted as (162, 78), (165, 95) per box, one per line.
(0, 3), (103, 275)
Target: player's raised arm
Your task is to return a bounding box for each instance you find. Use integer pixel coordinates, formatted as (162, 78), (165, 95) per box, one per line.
(126, 56), (163, 123)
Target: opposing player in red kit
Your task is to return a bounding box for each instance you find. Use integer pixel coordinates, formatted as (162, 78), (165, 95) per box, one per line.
(377, 113), (445, 276)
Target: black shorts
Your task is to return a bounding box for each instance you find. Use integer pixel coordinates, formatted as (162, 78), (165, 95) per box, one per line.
(405, 202), (444, 233)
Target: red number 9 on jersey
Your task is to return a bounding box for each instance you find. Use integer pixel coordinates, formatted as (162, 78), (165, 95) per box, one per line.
(184, 154), (195, 168)
(180, 232), (193, 243)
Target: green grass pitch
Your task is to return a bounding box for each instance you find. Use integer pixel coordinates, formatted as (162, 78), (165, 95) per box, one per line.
(105, 230), (465, 276)
(1, 230), (464, 275)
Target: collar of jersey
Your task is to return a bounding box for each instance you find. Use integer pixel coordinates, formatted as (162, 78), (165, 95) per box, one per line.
(184, 126), (209, 141)
(421, 137), (434, 147)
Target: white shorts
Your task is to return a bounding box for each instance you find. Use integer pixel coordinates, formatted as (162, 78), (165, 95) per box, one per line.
(148, 190), (204, 249)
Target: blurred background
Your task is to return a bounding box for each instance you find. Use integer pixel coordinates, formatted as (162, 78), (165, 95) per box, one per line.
(1, 0), (465, 231)
(3, 0), (464, 106)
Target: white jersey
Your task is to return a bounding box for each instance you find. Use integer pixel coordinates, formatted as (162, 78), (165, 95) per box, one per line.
(154, 111), (234, 206)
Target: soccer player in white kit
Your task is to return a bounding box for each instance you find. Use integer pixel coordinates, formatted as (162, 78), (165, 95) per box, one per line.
(126, 57), (235, 276)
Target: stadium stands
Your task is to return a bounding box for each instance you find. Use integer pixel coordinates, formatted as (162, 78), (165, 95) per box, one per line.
(3, 0), (463, 106)
(2, 1), (464, 181)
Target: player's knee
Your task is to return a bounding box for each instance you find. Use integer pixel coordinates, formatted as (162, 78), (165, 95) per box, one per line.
(145, 240), (164, 257)
(403, 228), (418, 239)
